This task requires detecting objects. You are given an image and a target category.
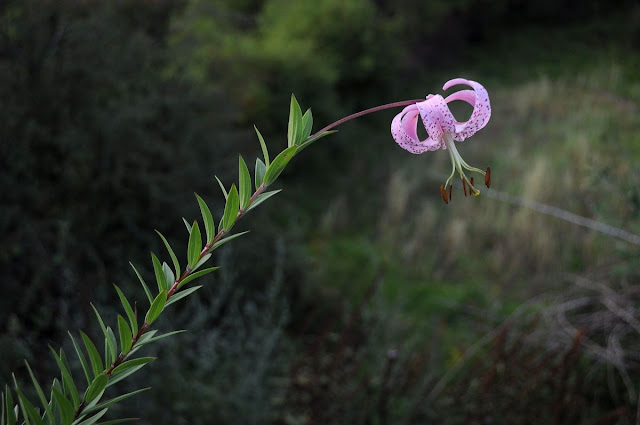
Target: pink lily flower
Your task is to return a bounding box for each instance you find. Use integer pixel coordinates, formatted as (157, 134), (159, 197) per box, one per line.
(391, 78), (491, 204)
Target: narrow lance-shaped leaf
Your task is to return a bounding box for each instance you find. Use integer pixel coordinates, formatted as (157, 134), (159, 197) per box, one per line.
(287, 94), (303, 147)
(14, 385), (44, 425)
(195, 194), (215, 245)
(4, 385), (16, 425)
(84, 374), (108, 404)
(162, 262), (175, 289)
(182, 218), (192, 234)
(129, 262), (153, 305)
(23, 362), (53, 424)
(113, 285), (137, 335)
(215, 176), (228, 200)
(165, 286), (203, 307)
(154, 230), (180, 278)
(49, 348), (80, 407)
(192, 253), (211, 273)
(220, 185), (239, 232)
(263, 146), (298, 187)
(187, 221), (202, 269)
(247, 190), (281, 212)
(105, 327), (118, 365)
(238, 156), (252, 211)
(68, 332), (92, 385)
(117, 315), (132, 354)
(75, 407), (108, 425)
(210, 231), (250, 252)
(255, 158), (266, 189)
(177, 266), (219, 289)
(91, 304), (117, 368)
(51, 386), (73, 425)
(301, 108), (313, 142)
(80, 331), (103, 379)
(145, 290), (166, 325)
(254, 125), (270, 166)
(151, 253), (168, 293)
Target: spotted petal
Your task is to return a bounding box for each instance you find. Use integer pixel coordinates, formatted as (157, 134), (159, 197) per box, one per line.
(391, 104), (442, 154)
(443, 78), (491, 142)
(416, 94), (456, 149)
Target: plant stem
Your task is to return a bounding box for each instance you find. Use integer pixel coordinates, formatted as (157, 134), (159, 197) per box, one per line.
(311, 99), (424, 137)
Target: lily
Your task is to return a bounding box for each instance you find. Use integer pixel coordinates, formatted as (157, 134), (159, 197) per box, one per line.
(390, 78), (491, 204)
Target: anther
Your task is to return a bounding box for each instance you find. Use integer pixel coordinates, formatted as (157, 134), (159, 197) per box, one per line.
(485, 167), (491, 188)
(449, 185), (452, 202)
(462, 179), (468, 197)
(440, 184), (449, 204)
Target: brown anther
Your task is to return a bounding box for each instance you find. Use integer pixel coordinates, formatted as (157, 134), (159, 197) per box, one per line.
(485, 167), (491, 188)
(440, 184), (449, 204)
(462, 179), (468, 197)
(448, 184), (452, 202)
(470, 177), (475, 188)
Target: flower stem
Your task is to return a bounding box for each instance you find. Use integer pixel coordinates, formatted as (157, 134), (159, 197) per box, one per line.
(311, 99), (424, 137)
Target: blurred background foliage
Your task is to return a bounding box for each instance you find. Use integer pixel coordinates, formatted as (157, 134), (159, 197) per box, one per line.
(1, 0), (640, 424)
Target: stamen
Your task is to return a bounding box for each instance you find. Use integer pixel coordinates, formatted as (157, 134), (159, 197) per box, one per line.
(485, 167), (491, 188)
(440, 184), (449, 204)
(462, 179), (468, 196)
(449, 185), (452, 202)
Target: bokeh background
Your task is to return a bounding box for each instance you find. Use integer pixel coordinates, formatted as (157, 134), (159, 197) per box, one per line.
(2, 0), (640, 424)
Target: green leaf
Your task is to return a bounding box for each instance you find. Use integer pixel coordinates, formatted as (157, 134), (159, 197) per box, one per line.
(187, 221), (202, 269)
(165, 286), (202, 307)
(195, 194), (216, 245)
(95, 418), (139, 425)
(111, 358), (155, 376)
(255, 158), (266, 189)
(14, 386), (43, 425)
(296, 130), (337, 153)
(301, 108), (313, 141)
(162, 262), (175, 289)
(105, 327), (118, 365)
(68, 332), (92, 386)
(107, 358), (155, 387)
(80, 332), (103, 379)
(113, 286), (137, 336)
(145, 291), (166, 325)
(177, 267), (219, 289)
(129, 263), (153, 305)
(23, 362), (53, 424)
(215, 176), (228, 200)
(263, 146), (298, 187)
(154, 230), (180, 278)
(4, 385), (16, 425)
(75, 407), (108, 425)
(134, 330), (185, 348)
(84, 374), (108, 404)
(182, 218), (192, 234)
(91, 304), (116, 366)
(82, 388), (149, 417)
(210, 231), (250, 252)
(238, 156), (252, 211)
(51, 387), (73, 425)
(151, 253), (167, 293)
(49, 348), (79, 407)
(246, 190), (282, 212)
(192, 253), (211, 273)
(254, 125), (270, 166)
(117, 315), (132, 354)
(220, 185), (239, 232)
(287, 94), (303, 147)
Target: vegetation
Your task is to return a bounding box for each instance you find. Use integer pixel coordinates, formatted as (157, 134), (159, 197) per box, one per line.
(1, 0), (639, 424)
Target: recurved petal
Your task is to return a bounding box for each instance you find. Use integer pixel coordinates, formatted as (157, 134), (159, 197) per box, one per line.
(442, 78), (491, 141)
(416, 95), (456, 149)
(391, 105), (441, 154)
